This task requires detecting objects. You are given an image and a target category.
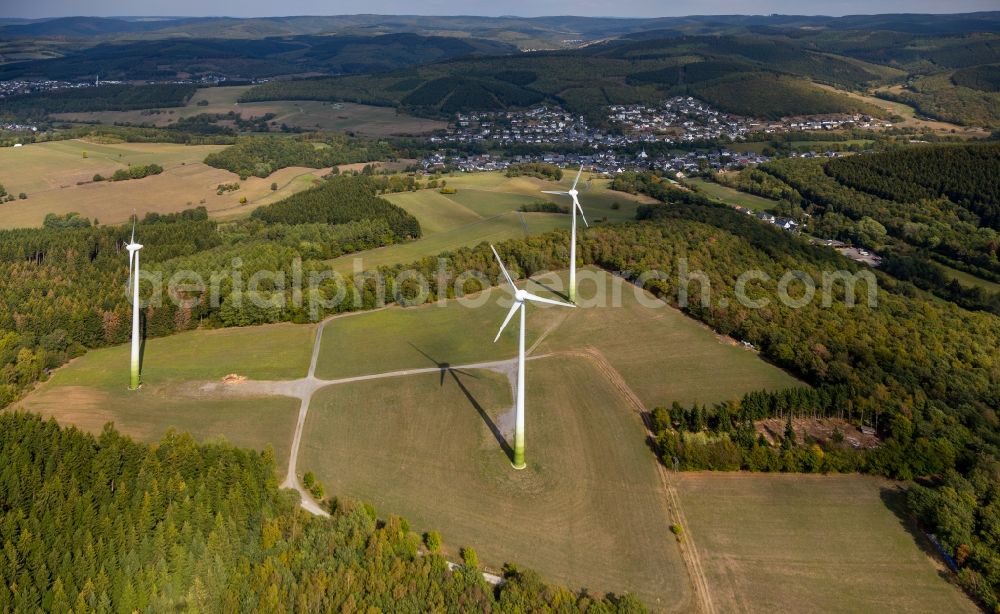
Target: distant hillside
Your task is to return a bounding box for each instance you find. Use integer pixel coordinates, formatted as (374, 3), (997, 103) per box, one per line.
(241, 34), (888, 120)
(0, 33), (517, 81)
(3, 12), (998, 43)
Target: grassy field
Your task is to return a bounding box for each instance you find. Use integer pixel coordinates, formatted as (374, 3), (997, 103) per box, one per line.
(18, 324), (316, 471)
(676, 473), (978, 613)
(328, 172), (658, 273)
(684, 178), (780, 212)
(15, 322), (315, 472)
(52, 86), (446, 137)
(313, 289), (568, 380)
(814, 83), (990, 137)
(0, 139), (328, 228)
(534, 268), (803, 407)
(938, 262), (1000, 293)
(299, 359), (691, 610)
(316, 269), (801, 407)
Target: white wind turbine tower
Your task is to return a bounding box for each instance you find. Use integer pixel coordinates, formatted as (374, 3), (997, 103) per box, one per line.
(542, 164), (588, 303)
(124, 214), (143, 390)
(491, 245), (574, 469)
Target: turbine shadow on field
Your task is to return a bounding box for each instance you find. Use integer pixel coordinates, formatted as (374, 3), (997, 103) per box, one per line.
(409, 343), (514, 462)
(528, 277), (569, 302)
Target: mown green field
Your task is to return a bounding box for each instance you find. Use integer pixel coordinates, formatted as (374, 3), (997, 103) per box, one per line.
(299, 359), (692, 610)
(15, 322), (316, 471)
(534, 268), (804, 407)
(329, 172), (657, 273)
(676, 473), (978, 613)
(685, 178), (779, 211)
(313, 288), (568, 380)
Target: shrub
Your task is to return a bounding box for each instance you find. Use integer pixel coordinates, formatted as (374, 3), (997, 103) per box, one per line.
(424, 531), (442, 553)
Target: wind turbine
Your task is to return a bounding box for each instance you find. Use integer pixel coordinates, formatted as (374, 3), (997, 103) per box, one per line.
(542, 164), (588, 303)
(124, 214), (143, 390)
(491, 245), (574, 469)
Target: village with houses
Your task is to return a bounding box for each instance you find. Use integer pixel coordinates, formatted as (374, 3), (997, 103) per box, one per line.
(435, 97), (893, 147)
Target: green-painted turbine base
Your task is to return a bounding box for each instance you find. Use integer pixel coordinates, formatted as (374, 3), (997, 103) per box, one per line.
(510, 461), (527, 470)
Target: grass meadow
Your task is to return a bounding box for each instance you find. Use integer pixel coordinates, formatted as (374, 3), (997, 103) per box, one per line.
(0, 139), (327, 228)
(300, 359), (692, 610)
(684, 177), (779, 211)
(676, 473), (978, 613)
(16, 322), (316, 472)
(329, 172), (658, 273)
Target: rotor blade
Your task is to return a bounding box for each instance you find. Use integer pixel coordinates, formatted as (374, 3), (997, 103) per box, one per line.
(574, 196), (589, 228)
(490, 244), (517, 291)
(571, 164), (584, 191)
(522, 291), (575, 308)
(541, 190), (569, 195)
(494, 301), (521, 342)
(130, 211), (136, 243)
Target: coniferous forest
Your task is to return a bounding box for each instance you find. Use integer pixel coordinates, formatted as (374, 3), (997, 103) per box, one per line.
(0, 412), (643, 612)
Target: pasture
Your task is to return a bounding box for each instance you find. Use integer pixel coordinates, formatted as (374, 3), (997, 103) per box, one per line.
(814, 83), (990, 137)
(676, 473), (977, 613)
(685, 177), (779, 211)
(312, 289), (568, 380)
(0, 139), (327, 228)
(51, 85), (446, 137)
(938, 262), (1000, 293)
(328, 172), (657, 272)
(299, 359), (692, 610)
(16, 322), (316, 472)
(533, 268), (804, 407)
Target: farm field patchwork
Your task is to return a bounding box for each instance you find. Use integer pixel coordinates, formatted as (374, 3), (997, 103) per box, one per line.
(676, 473), (978, 613)
(51, 86), (446, 136)
(299, 358), (691, 610)
(0, 139), (328, 227)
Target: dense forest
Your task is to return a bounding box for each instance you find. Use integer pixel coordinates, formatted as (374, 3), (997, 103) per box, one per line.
(0, 412), (644, 612)
(759, 155), (1000, 276)
(249, 175), (421, 239)
(824, 143), (1000, 230)
(203, 135), (394, 179)
(238, 34), (889, 121)
(0, 84), (197, 121)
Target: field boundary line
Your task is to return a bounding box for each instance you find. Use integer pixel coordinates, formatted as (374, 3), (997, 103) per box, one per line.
(565, 347), (717, 614)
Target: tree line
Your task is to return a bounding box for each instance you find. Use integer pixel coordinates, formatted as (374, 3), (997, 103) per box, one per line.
(610, 174), (1000, 609)
(0, 412), (645, 612)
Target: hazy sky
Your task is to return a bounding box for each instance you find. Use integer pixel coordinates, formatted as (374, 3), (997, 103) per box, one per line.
(3, 1), (998, 20)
